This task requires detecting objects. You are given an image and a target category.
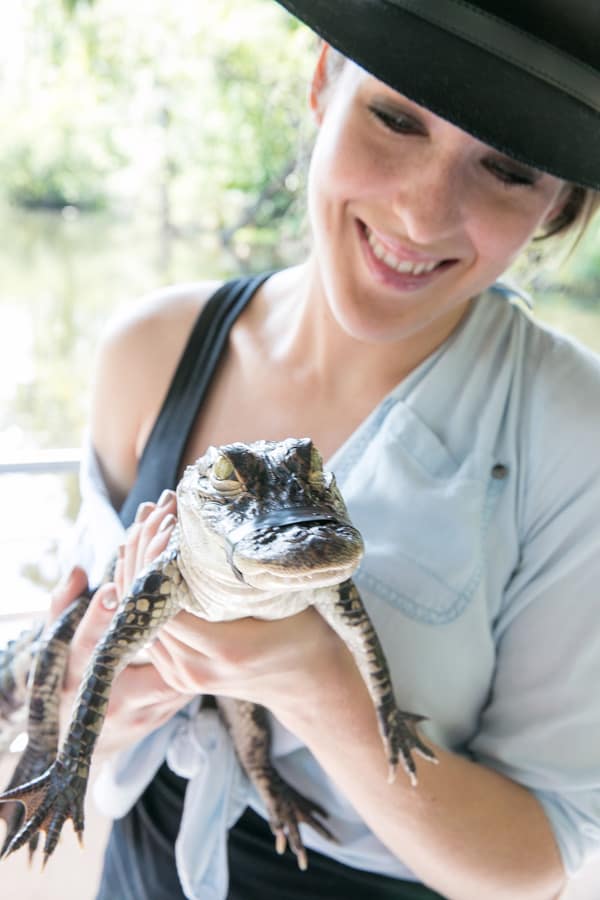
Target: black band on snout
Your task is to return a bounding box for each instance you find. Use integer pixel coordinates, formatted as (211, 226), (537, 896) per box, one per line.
(224, 507), (349, 583)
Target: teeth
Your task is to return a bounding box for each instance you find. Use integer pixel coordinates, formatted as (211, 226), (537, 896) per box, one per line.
(366, 228), (440, 275)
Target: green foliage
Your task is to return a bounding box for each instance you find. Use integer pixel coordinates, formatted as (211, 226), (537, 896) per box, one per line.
(0, 0), (316, 252)
(62, 0), (94, 12)
(1, 136), (118, 211)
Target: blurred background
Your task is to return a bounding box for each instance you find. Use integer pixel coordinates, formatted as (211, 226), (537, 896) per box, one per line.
(0, 0), (316, 620)
(0, 0), (599, 896)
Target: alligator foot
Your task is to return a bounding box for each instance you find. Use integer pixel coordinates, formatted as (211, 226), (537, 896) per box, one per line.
(0, 800), (42, 861)
(384, 709), (438, 786)
(0, 801), (24, 857)
(0, 760), (85, 863)
(315, 581), (438, 784)
(261, 771), (336, 870)
(1, 743), (57, 857)
(216, 697), (336, 870)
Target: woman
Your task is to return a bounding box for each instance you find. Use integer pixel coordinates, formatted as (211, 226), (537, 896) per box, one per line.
(50, 2), (600, 898)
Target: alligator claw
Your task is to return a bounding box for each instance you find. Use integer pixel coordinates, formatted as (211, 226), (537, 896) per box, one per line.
(0, 800), (24, 857)
(263, 775), (336, 869)
(1, 740), (59, 858)
(0, 802), (39, 860)
(0, 761), (85, 862)
(386, 710), (438, 786)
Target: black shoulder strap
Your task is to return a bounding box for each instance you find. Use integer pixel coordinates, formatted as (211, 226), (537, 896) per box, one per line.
(118, 272), (272, 527)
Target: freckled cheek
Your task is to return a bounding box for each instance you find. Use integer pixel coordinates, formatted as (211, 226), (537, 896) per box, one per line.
(467, 208), (543, 272)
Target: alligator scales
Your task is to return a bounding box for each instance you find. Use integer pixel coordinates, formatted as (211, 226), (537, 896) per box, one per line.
(0, 438), (435, 868)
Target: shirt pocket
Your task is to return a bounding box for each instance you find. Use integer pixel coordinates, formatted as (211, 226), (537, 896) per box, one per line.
(338, 401), (501, 625)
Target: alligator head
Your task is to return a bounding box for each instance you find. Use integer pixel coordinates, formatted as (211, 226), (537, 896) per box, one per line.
(176, 438), (364, 593)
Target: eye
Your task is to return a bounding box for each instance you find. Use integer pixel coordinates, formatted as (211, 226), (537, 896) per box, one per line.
(213, 456), (234, 481)
(484, 159), (538, 188)
(210, 456), (242, 494)
(368, 104), (424, 135)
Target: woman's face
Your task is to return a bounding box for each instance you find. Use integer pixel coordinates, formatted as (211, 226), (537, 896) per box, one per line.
(307, 55), (569, 347)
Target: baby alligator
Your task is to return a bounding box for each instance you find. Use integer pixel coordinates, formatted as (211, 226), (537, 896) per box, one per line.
(0, 438), (435, 867)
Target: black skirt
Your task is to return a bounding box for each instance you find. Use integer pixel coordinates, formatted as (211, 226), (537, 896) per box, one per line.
(95, 764), (446, 900)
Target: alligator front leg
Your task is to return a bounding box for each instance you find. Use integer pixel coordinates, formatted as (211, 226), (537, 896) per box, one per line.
(217, 697), (335, 870)
(1, 591), (92, 858)
(0, 552), (185, 863)
(315, 580), (437, 785)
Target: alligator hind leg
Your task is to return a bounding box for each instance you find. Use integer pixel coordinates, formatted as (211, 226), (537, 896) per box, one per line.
(315, 580), (437, 785)
(0, 591), (92, 858)
(217, 697), (335, 870)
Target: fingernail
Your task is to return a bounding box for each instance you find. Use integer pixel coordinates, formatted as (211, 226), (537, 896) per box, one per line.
(158, 513), (177, 533)
(102, 587), (119, 611)
(158, 489), (175, 507)
(135, 502), (154, 523)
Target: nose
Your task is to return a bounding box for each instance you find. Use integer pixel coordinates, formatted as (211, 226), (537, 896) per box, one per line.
(391, 149), (467, 247)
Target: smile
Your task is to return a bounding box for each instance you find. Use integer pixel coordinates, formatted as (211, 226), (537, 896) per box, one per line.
(358, 221), (456, 290)
(365, 227), (441, 275)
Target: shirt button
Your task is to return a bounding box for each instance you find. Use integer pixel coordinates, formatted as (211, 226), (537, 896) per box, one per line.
(491, 463), (509, 480)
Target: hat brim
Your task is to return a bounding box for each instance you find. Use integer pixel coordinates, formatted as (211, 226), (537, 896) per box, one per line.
(277, 0), (600, 190)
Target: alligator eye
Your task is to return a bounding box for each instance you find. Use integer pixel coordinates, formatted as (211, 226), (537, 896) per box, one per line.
(210, 455), (242, 494)
(213, 456), (234, 481)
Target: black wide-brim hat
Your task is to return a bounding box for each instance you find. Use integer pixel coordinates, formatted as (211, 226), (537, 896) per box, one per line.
(275, 0), (600, 191)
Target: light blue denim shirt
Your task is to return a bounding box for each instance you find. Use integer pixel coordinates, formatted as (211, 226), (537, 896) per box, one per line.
(73, 284), (600, 896)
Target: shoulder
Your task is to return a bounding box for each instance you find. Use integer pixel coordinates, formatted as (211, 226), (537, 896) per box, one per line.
(90, 280), (223, 505)
(510, 305), (600, 535)
(518, 306), (600, 440)
(97, 279), (224, 370)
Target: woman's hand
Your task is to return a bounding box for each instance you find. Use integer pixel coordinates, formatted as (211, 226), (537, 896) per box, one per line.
(49, 493), (194, 758)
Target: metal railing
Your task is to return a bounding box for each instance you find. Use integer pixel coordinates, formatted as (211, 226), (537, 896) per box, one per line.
(0, 449), (81, 624)
(0, 448), (81, 475)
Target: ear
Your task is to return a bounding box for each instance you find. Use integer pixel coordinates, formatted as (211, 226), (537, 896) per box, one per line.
(310, 43), (333, 125)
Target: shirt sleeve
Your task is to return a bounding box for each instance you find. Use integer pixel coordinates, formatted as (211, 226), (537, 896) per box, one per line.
(468, 334), (600, 875)
(59, 431), (125, 586)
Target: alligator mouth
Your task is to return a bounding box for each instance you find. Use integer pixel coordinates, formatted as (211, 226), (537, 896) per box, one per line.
(231, 557), (360, 591)
(230, 524), (364, 589)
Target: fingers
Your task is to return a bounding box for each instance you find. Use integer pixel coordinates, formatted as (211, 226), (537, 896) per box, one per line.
(160, 608), (320, 662)
(49, 566), (89, 619)
(111, 660), (189, 708)
(160, 611), (257, 658)
(147, 635), (212, 694)
(152, 606), (340, 705)
(114, 491), (177, 598)
(63, 583), (120, 691)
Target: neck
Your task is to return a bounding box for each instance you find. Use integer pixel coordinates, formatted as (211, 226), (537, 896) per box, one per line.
(261, 258), (465, 401)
